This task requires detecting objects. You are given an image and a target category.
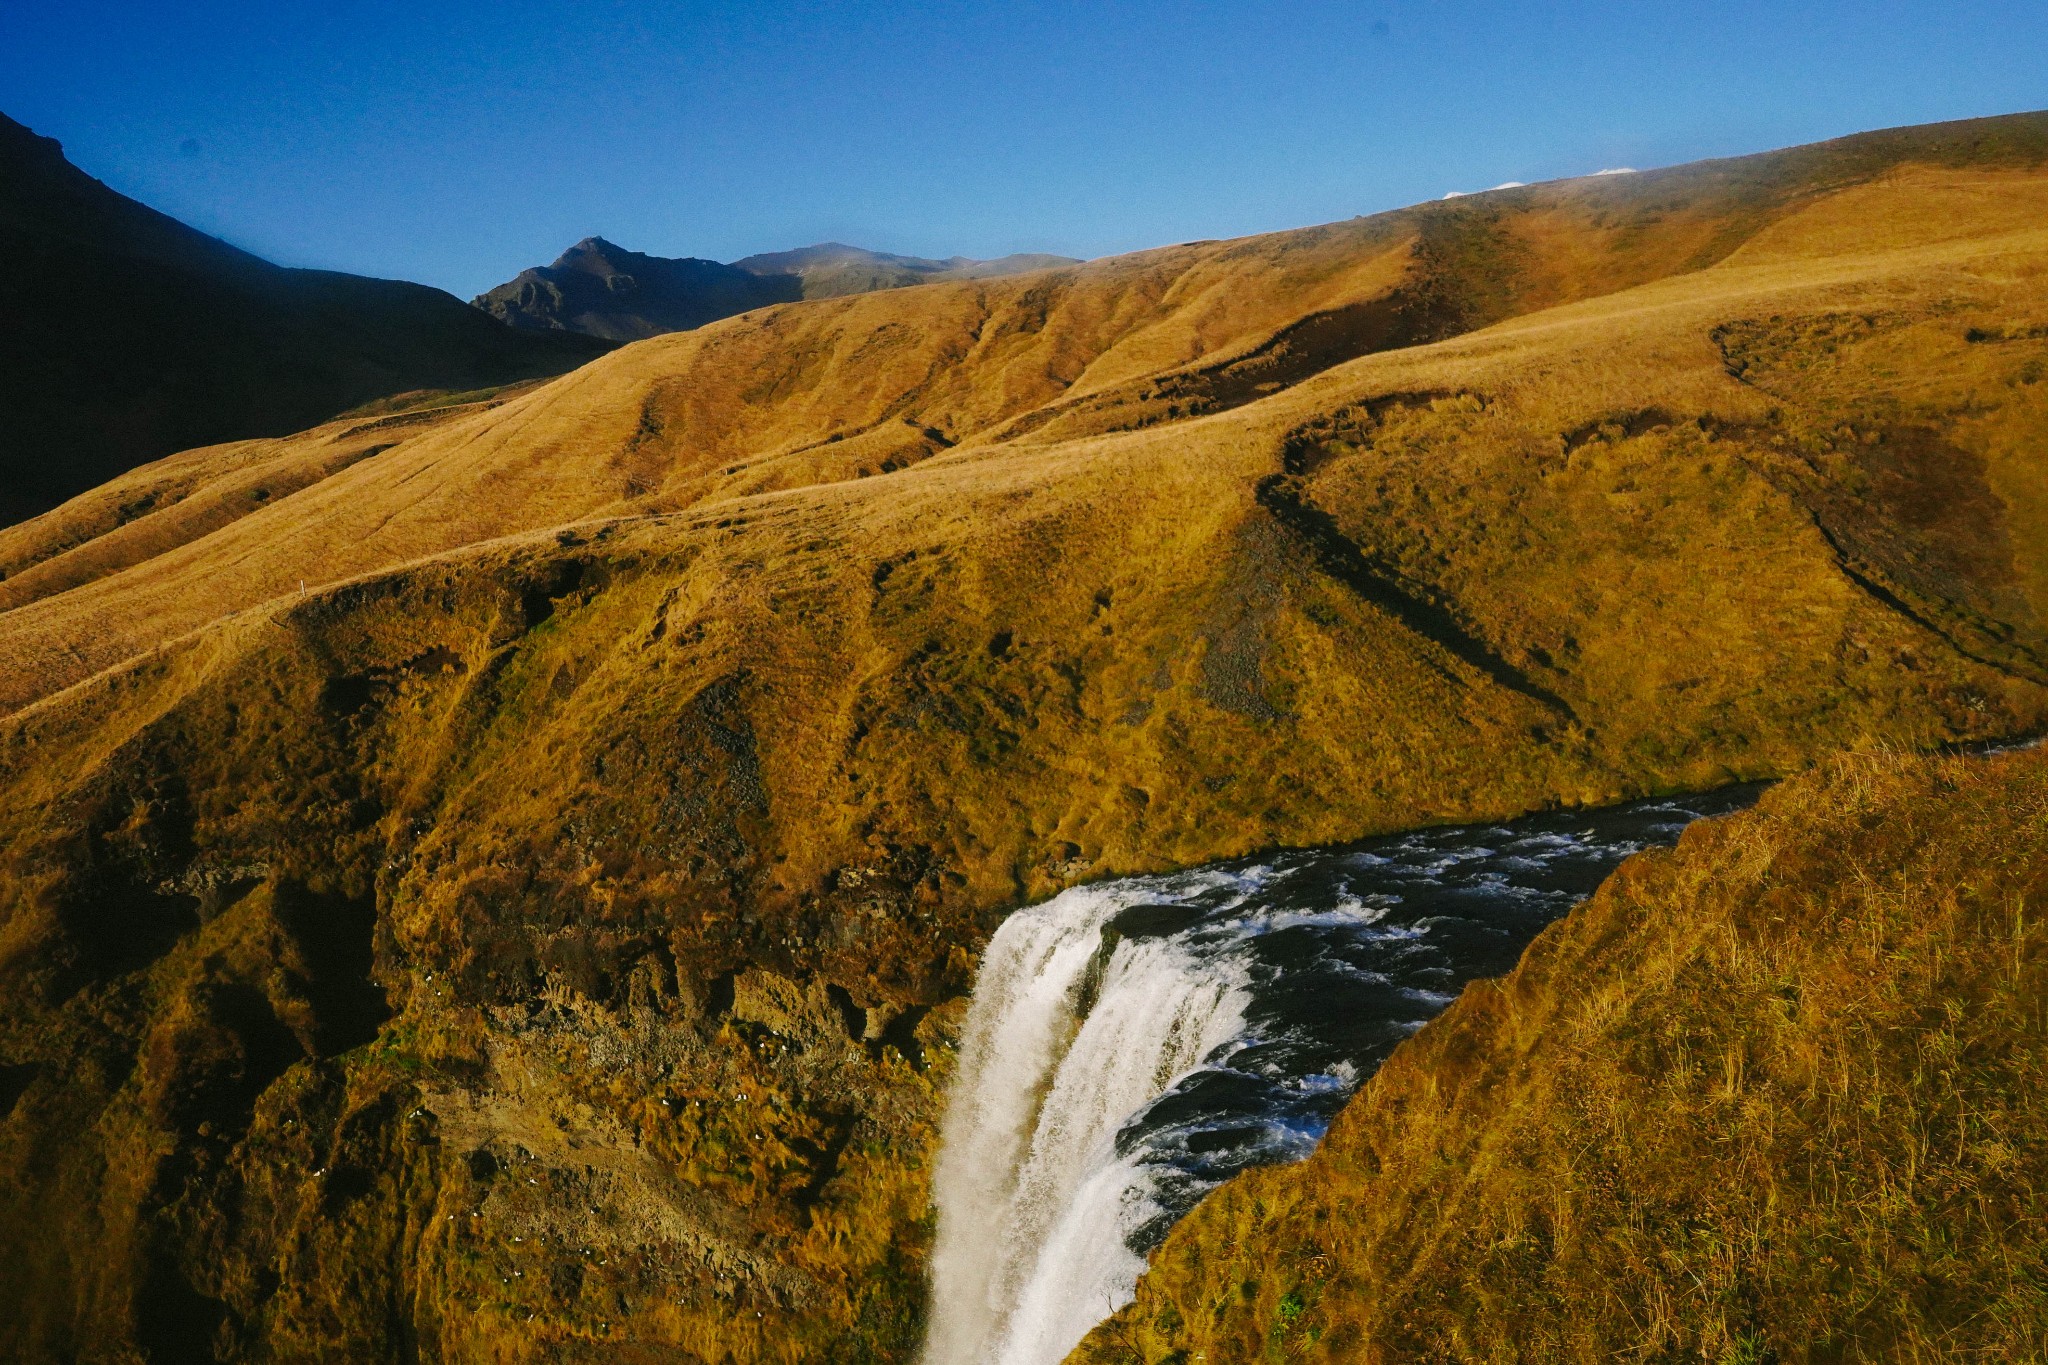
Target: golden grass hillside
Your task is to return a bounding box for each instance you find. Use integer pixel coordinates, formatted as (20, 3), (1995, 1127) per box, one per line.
(5, 111), (2047, 715)
(2, 113), (2048, 1361)
(1071, 742), (2048, 1365)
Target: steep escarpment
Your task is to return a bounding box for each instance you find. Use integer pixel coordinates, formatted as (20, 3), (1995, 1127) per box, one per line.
(2, 113), (2048, 1362)
(1071, 743), (2048, 1365)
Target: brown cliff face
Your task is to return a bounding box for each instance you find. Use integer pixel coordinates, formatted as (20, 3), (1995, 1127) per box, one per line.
(2, 112), (2048, 1362)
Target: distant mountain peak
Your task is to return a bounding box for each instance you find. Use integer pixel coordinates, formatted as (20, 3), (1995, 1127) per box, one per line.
(474, 238), (1080, 342)
(560, 235), (642, 263)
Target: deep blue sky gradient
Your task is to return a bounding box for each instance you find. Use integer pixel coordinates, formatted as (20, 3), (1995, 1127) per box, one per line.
(4, 1), (2044, 298)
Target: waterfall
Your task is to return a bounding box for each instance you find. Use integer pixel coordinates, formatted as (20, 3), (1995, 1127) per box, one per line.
(919, 785), (1765, 1365)
(921, 879), (1251, 1365)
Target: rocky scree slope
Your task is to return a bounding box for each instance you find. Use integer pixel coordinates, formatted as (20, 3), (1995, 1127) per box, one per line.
(1, 112), (2048, 1362)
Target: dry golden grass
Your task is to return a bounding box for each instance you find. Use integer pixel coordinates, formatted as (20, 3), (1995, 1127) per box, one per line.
(2, 112), (2048, 1362)
(1072, 743), (2048, 1364)
(5, 112), (2044, 719)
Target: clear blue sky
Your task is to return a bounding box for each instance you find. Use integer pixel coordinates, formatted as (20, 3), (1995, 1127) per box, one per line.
(4, 1), (2044, 299)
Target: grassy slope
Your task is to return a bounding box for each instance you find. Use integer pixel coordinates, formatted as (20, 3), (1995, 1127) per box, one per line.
(1071, 743), (2048, 1365)
(0, 114), (2047, 1361)
(7, 112), (2046, 715)
(0, 397), (508, 606)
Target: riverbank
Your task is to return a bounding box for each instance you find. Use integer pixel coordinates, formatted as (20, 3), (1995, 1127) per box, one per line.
(1074, 744), (2048, 1363)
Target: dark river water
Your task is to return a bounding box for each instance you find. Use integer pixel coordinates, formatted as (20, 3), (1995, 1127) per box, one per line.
(922, 784), (1764, 1365)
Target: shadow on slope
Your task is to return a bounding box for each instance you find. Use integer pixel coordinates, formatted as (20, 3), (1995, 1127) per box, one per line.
(0, 113), (611, 526)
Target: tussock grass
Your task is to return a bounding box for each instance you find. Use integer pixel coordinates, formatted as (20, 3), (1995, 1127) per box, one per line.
(1073, 745), (2048, 1363)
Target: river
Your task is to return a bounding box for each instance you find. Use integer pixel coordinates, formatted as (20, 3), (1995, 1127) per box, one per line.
(920, 785), (1762, 1365)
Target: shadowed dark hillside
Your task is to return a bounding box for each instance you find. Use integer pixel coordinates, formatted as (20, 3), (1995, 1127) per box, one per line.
(473, 237), (802, 340)
(0, 113), (610, 526)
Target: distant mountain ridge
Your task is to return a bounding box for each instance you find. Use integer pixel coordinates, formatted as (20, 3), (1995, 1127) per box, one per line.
(473, 237), (1077, 340)
(726, 241), (1082, 296)
(0, 113), (610, 526)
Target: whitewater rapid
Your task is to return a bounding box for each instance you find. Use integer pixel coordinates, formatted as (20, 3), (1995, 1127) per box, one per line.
(920, 787), (1761, 1365)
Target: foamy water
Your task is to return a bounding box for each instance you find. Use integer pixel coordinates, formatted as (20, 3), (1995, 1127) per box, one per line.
(919, 788), (1761, 1365)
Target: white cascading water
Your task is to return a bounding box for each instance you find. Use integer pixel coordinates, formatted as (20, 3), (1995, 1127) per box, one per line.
(920, 786), (1764, 1365)
(921, 877), (1251, 1365)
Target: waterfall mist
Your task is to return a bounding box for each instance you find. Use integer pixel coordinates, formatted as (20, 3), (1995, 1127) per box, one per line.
(922, 877), (1252, 1365)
